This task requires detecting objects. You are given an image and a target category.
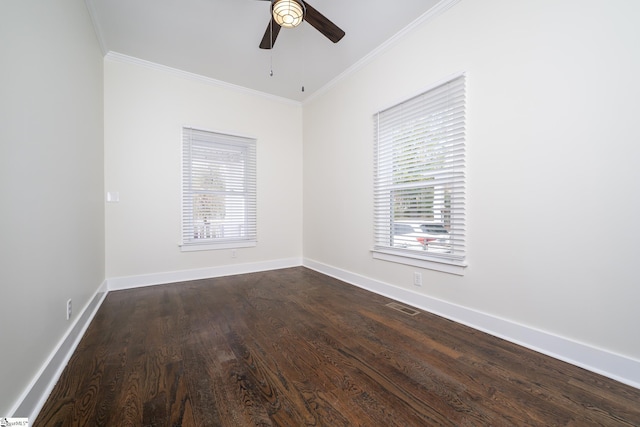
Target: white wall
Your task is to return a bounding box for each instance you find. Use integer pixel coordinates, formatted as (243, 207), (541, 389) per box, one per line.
(104, 58), (303, 280)
(303, 0), (640, 361)
(0, 0), (104, 416)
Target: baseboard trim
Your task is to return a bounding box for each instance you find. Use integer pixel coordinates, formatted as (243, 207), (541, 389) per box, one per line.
(16, 258), (638, 422)
(11, 258), (303, 420)
(107, 258), (303, 291)
(10, 281), (108, 420)
(303, 258), (640, 390)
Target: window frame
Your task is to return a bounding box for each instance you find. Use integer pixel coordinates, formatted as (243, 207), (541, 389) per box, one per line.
(372, 73), (467, 275)
(180, 126), (257, 252)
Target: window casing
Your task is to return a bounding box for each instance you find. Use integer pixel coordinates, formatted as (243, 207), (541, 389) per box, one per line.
(181, 127), (257, 251)
(373, 74), (466, 272)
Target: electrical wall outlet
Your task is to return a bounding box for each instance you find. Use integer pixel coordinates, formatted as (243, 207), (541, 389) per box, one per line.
(413, 272), (423, 287)
(231, 249), (237, 258)
(66, 299), (72, 320)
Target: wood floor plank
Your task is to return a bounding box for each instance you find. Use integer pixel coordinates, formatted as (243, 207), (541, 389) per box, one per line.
(35, 267), (640, 426)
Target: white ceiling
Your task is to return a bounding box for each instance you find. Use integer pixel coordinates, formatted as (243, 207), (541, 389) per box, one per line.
(86, 0), (446, 102)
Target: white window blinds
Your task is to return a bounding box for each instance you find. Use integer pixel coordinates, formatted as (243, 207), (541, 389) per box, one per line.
(182, 127), (257, 248)
(374, 74), (466, 265)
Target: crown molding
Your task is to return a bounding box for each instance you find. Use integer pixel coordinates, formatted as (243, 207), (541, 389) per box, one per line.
(90, 0), (460, 105)
(303, 0), (462, 105)
(104, 51), (302, 107)
(84, 0), (107, 55)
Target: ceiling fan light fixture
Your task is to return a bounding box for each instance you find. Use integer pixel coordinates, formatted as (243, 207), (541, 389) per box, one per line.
(272, 0), (305, 28)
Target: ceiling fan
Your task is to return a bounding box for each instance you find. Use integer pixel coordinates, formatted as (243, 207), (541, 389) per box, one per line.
(258, 0), (345, 49)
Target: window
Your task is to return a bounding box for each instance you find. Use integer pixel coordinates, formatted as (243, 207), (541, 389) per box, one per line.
(181, 127), (257, 251)
(373, 74), (466, 272)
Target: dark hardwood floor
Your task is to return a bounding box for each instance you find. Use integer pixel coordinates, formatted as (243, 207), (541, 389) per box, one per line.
(36, 267), (640, 426)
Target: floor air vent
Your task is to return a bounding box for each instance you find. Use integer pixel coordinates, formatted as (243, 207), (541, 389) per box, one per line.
(385, 302), (420, 316)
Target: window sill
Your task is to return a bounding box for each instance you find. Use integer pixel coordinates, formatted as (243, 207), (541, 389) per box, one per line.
(180, 241), (256, 252)
(372, 249), (467, 276)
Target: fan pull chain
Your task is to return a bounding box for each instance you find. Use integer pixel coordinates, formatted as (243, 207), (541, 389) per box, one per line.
(301, 37), (305, 91)
(269, 6), (274, 77)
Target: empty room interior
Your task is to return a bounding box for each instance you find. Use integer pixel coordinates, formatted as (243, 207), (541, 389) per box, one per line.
(2, 0), (640, 425)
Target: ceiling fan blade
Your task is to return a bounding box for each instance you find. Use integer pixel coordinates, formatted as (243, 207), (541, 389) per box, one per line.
(259, 17), (282, 49)
(303, 1), (345, 43)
